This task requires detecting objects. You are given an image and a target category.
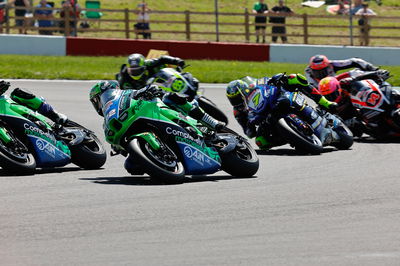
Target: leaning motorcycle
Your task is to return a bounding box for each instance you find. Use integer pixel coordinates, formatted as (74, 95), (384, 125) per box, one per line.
(243, 77), (353, 154)
(148, 67), (229, 124)
(0, 90), (107, 174)
(102, 87), (259, 183)
(343, 78), (400, 139)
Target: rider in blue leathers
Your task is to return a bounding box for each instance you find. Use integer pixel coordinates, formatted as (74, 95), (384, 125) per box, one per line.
(226, 73), (339, 150)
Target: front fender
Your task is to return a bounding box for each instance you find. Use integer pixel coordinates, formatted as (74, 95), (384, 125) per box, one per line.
(132, 132), (161, 150)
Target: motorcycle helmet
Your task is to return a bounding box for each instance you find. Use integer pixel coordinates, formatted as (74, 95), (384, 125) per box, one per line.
(318, 76), (342, 103)
(89, 80), (120, 116)
(226, 79), (251, 107)
(127, 53), (146, 80)
(309, 55), (334, 81)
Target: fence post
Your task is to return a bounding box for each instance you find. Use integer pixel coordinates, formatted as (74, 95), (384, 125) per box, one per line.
(185, 10), (190, 41)
(244, 8), (250, 43)
(124, 8), (130, 39)
(5, 5), (10, 34)
(302, 13), (308, 44)
(64, 6), (70, 36)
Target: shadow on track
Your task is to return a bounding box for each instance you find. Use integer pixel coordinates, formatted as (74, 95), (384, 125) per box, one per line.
(256, 147), (336, 156)
(355, 136), (400, 144)
(80, 174), (257, 186)
(0, 166), (85, 176)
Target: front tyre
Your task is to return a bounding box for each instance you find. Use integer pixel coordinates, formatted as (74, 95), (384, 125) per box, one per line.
(0, 130), (36, 174)
(277, 116), (323, 154)
(70, 133), (107, 169)
(129, 138), (185, 183)
(221, 138), (259, 178)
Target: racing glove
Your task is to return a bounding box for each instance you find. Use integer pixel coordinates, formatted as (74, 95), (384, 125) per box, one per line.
(0, 80), (10, 95)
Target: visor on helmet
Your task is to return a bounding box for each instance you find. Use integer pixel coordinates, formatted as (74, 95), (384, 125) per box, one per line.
(128, 66), (146, 78)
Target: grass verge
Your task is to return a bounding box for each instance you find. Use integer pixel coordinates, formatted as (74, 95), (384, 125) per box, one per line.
(0, 54), (399, 85)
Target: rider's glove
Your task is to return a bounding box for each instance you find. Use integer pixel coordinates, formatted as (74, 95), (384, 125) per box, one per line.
(177, 59), (185, 68)
(0, 80), (10, 95)
(267, 73), (288, 88)
(137, 85), (162, 99)
(366, 63), (379, 71)
(327, 102), (338, 114)
(376, 69), (390, 81)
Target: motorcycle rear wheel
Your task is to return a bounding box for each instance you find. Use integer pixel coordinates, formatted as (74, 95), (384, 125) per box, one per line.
(277, 117), (323, 155)
(129, 138), (185, 183)
(70, 132), (107, 169)
(221, 137), (259, 178)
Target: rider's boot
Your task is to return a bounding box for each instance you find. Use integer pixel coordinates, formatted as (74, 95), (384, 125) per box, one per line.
(189, 106), (226, 130)
(10, 88), (68, 125)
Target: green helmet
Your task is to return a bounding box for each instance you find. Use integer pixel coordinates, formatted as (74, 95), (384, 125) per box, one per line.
(89, 80), (119, 116)
(127, 53), (146, 80)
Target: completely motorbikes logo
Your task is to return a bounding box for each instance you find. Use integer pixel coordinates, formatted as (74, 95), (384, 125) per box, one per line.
(166, 127), (202, 146)
(24, 123), (56, 145)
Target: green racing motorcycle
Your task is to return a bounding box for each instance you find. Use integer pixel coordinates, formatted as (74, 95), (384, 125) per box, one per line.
(102, 87), (259, 183)
(0, 88), (106, 174)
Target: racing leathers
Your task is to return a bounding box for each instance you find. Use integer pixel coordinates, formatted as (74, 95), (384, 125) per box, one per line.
(305, 57), (379, 88)
(227, 74), (338, 150)
(116, 55), (198, 91)
(0, 80), (68, 124)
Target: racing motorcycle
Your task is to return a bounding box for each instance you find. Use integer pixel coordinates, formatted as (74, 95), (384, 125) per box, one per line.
(102, 86), (259, 183)
(148, 67), (229, 124)
(0, 90), (106, 174)
(338, 77), (400, 139)
(242, 77), (353, 154)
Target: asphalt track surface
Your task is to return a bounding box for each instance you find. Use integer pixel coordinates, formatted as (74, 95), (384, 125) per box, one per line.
(1, 80), (400, 266)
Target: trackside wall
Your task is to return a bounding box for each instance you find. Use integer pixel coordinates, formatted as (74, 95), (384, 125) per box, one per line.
(0, 34), (66, 56)
(269, 44), (400, 66)
(65, 37), (270, 61)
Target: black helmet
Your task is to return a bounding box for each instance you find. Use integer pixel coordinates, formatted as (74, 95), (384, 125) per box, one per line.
(127, 53), (146, 80)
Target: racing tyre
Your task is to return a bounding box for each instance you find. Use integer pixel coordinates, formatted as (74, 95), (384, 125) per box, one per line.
(333, 125), (354, 150)
(277, 116), (323, 154)
(129, 138), (185, 183)
(221, 137), (259, 177)
(70, 132), (107, 169)
(0, 128), (36, 174)
(198, 96), (229, 125)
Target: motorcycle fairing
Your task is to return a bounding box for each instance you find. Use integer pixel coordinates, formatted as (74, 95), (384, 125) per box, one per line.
(350, 80), (389, 112)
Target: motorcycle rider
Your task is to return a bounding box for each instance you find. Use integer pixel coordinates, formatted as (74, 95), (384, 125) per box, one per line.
(0, 80), (68, 124)
(116, 53), (199, 91)
(89, 80), (225, 174)
(226, 73), (339, 150)
(305, 54), (379, 88)
(318, 68), (398, 137)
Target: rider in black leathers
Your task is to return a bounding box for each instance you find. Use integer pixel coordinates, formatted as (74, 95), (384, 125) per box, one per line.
(116, 53), (199, 91)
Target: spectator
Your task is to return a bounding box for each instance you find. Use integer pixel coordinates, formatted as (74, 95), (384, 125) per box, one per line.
(0, 0), (6, 33)
(34, 0), (53, 35)
(269, 0), (293, 43)
(10, 0), (30, 34)
(350, 0), (363, 15)
(355, 2), (376, 46)
(134, 1), (151, 39)
(336, 0), (349, 15)
(60, 0), (81, 36)
(252, 0), (268, 43)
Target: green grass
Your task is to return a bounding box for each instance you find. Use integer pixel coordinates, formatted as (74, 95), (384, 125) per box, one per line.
(1, 54), (399, 85)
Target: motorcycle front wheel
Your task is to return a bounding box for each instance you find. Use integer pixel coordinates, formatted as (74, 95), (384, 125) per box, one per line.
(70, 132), (107, 169)
(277, 116), (323, 155)
(0, 127), (36, 174)
(129, 138), (185, 183)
